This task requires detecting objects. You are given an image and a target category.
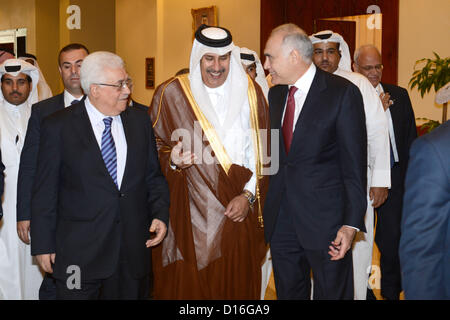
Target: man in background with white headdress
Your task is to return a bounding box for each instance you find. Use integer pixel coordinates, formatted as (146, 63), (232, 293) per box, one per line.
(0, 58), (43, 299)
(240, 47), (270, 99)
(310, 30), (390, 300)
(19, 53), (53, 101)
(149, 24), (270, 299)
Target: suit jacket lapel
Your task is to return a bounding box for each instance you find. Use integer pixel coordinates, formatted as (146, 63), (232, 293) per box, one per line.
(271, 85), (289, 157)
(289, 69), (327, 156)
(119, 109), (131, 191)
(382, 83), (401, 145)
(72, 102), (118, 191)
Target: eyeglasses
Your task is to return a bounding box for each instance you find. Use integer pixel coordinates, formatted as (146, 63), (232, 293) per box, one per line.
(357, 64), (383, 72)
(95, 78), (133, 91)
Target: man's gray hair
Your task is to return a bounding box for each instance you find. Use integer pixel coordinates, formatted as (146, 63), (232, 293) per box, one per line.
(80, 51), (125, 95)
(354, 44), (381, 64)
(271, 23), (313, 63)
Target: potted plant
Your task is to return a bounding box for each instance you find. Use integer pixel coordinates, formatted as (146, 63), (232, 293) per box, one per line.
(409, 52), (449, 133)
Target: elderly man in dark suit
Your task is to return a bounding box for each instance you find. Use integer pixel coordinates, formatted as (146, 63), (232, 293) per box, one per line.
(262, 23), (367, 300)
(30, 51), (170, 300)
(354, 44), (417, 300)
(400, 120), (449, 299)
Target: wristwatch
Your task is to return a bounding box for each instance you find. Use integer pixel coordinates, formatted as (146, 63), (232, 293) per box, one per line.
(242, 190), (256, 208)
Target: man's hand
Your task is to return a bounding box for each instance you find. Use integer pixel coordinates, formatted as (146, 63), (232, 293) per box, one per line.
(17, 220), (31, 244)
(224, 195), (250, 223)
(170, 141), (197, 170)
(36, 253), (56, 273)
(369, 187), (388, 208)
(146, 219), (167, 247)
(379, 92), (393, 111)
(328, 226), (357, 261)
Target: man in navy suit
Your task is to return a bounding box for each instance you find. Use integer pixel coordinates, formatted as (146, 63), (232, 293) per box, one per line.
(16, 43), (89, 300)
(262, 23), (367, 299)
(31, 51), (170, 299)
(399, 120), (449, 299)
(354, 45), (417, 300)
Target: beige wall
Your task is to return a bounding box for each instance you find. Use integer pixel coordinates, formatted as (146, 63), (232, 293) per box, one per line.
(69, 0), (116, 53)
(35, 0), (60, 94)
(398, 0), (450, 123)
(116, 0), (157, 105)
(0, 0), (36, 54)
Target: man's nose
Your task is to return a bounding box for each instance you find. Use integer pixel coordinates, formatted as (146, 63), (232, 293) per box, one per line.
(71, 64), (78, 75)
(263, 58), (270, 70)
(212, 58), (221, 70)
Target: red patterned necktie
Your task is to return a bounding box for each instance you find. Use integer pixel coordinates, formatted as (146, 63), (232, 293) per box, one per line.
(282, 86), (298, 154)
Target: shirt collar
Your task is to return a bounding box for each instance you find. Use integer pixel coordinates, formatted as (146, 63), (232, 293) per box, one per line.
(290, 63), (316, 94)
(85, 96), (120, 126)
(64, 90), (84, 107)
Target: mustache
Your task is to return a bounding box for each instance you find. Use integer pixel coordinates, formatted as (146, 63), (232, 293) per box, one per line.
(9, 91), (22, 96)
(206, 68), (226, 74)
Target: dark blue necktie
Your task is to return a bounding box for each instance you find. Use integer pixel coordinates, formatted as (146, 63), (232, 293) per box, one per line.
(101, 117), (118, 187)
(71, 99), (80, 105)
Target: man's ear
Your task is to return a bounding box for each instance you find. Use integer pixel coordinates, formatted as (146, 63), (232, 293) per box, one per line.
(90, 85), (98, 98)
(290, 49), (300, 64)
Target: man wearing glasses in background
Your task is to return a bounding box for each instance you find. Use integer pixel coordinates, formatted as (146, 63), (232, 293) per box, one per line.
(354, 44), (417, 300)
(30, 51), (170, 299)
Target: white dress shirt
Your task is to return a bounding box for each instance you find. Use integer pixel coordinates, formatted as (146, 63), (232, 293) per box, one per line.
(376, 83), (399, 163)
(204, 80), (257, 195)
(282, 63), (316, 128)
(64, 90), (84, 108)
(85, 97), (127, 189)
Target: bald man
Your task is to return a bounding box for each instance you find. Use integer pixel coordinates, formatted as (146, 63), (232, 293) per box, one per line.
(354, 44), (417, 300)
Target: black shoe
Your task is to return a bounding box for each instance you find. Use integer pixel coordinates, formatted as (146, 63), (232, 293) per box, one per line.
(366, 287), (377, 300)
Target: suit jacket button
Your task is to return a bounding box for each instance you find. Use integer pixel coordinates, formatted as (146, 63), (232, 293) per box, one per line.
(119, 193), (125, 198)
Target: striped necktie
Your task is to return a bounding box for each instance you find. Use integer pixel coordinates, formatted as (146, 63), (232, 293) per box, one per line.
(101, 117), (118, 187)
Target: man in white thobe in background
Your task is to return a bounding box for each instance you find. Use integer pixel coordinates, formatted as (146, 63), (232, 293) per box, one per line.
(240, 47), (270, 100)
(310, 30), (390, 300)
(0, 59), (43, 299)
(19, 54), (53, 102)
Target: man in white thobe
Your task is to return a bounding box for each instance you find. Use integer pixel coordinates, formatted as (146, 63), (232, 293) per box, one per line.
(310, 30), (390, 300)
(0, 59), (43, 299)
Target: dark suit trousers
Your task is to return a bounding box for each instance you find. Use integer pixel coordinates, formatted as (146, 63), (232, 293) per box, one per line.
(375, 164), (403, 299)
(54, 239), (150, 300)
(270, 205), (354, 300)
(39, 273), (57, 300)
